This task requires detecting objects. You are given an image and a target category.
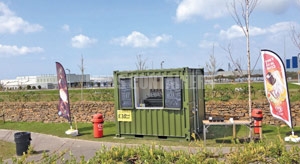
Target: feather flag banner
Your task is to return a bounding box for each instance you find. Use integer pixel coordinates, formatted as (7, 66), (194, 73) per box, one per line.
(56, 62), (71, 123)
(261, 49), (292, 128)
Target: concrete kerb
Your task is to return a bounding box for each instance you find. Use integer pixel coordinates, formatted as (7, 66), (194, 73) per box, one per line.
(1, 129), (233, 163)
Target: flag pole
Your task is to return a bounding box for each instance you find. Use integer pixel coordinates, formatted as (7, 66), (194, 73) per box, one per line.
(56, 62), (78, 136)
(261, 50), (299, 142)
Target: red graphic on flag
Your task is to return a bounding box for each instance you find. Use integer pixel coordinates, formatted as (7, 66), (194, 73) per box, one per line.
(261, 50), (292, 128)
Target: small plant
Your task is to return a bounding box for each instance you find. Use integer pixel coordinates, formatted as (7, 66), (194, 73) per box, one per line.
(219, 95), (231, 101)
(27, 145), (34, 155)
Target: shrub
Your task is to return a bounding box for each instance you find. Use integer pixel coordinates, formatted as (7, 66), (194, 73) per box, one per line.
(5, 141), (300, 163)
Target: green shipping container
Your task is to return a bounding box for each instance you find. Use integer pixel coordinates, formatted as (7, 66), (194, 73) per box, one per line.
(114, 67), (205, 141)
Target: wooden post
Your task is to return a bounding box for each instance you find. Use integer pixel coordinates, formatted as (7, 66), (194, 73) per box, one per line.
(233, 123), (236, 138)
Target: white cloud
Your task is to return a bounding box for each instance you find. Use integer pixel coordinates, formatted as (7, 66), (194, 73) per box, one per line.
(176, 40), (186, 47)
(198, 40), (218, 49)
(0, 44), (43, 57)
(176, 0), (228, 21)
(268, 22), (292, 33)
(256, 0), (292, 14)
(175, 0), (297, 22)
(0, 2), (43, 34)
(62, 24), (70, 32)
(219, 25), (245, 39)
(213, 24), (221, 29)
(219, 21), (293, 40)
(111, 31), (172, 48)
(71, 34), (97, 48)
(297, 0), (300, 6)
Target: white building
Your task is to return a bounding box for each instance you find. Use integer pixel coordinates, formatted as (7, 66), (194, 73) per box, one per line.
(1, 74), (92, 90)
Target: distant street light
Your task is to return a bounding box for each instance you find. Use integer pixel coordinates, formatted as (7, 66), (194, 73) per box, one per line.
(66, 68), (71, 89)
(161, 61), (164, 69)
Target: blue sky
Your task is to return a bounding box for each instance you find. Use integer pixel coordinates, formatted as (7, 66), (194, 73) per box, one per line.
(0, 0), (300, 79)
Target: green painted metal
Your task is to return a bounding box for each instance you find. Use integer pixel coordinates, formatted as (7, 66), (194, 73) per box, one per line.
(114, 67), (205, 141)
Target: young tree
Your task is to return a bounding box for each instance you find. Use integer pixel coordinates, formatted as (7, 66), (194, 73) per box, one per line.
(221, 43), (244, 78)
(79, 54), (85, 101)
(135, 54), (148, 70)
(291, 25), (300, 50)
(205, 44), (218, 90)
(228, 0), (259, 120)
(291, 24), (300, 83)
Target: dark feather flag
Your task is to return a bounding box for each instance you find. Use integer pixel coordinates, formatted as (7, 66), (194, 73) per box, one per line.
(56, 62), (71, 124)
(261, 49), (292, 128)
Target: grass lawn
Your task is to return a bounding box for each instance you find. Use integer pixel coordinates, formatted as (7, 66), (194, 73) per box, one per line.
(2, 120), (300, 163)
(0, 121), (195, 147)
(1, 121), (300, 146)
(1, 120), (300, 160)
(0, 82), (299, 103)
(204, 124), (300, 145)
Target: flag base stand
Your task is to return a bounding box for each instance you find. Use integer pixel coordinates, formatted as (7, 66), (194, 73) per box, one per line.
(284, 135), (300, 142)
(65, 128), (79, 137)
(65, 116), (79, 136)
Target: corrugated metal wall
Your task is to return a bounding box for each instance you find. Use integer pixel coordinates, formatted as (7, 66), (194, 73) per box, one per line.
(114, 67), (205, 141)
(119, 109), (186, 137)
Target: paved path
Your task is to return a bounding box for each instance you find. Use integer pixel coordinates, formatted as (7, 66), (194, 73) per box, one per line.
(1, 130), (127, 163)
(0, 129), (232, 163)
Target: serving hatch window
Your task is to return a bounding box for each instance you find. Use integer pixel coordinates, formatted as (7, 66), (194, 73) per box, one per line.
(133, 76), (182, 109)
(134, 76), (163, 109)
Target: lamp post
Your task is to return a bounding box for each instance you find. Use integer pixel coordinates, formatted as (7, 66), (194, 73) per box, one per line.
(66, 68), (71, 89)
(160, 61), (164, 69)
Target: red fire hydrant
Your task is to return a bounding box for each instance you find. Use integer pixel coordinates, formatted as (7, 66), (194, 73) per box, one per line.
(251, 109), (263, 134)
(92, 114), (104, 138)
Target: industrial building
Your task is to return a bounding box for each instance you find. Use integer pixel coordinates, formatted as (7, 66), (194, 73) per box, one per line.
(1, 57), (298, 91)
(0, 74), (113, 90)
